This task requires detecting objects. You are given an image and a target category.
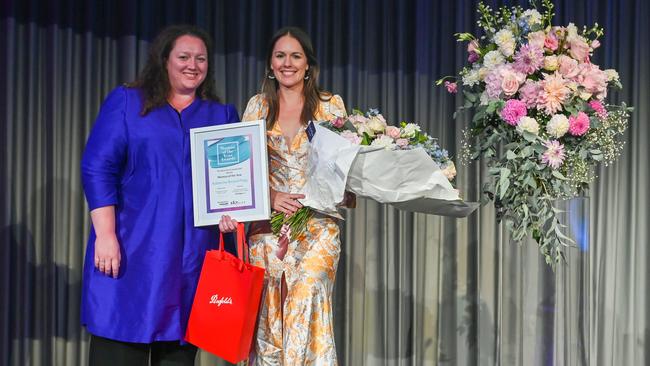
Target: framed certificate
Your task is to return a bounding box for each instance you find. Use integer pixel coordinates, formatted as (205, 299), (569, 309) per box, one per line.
(189, 120), (270, 226)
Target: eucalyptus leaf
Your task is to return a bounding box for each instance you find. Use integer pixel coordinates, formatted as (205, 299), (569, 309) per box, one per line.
(551, 170), (566, 180)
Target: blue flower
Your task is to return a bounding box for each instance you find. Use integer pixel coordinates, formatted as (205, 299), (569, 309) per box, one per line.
(367, 108), (380, 117)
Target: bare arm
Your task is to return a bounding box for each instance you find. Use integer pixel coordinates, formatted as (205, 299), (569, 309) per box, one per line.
(90, 206), (121, 278)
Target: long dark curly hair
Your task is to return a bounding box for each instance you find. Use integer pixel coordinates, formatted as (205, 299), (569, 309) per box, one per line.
(261, 26), (331, 129)
(128, 24), (220, 115)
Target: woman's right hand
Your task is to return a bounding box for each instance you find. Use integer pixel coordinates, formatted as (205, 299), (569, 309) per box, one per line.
(94, 233), (121, 278)
(270, 188), (305, 215)
(90, 206), (121, 278)
(218, 215), (239, 233)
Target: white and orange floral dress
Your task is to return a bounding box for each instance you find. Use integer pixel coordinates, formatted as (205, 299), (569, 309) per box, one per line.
(242, 93), (346, 366)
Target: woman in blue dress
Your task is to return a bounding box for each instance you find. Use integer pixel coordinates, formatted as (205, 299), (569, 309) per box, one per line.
(81, 25), (238, 365)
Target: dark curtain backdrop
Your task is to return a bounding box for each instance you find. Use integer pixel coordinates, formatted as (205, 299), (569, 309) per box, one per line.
(1, 0), (648, 365)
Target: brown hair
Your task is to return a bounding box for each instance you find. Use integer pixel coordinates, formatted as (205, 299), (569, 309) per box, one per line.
(128, 24), (220, 115)
(260, 26), (331, 129)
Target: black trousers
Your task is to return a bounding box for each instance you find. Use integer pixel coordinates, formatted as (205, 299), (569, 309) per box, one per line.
(89, 335), (198, 366)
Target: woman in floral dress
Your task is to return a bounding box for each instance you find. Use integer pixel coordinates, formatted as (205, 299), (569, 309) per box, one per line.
(222, 26), (347, 365)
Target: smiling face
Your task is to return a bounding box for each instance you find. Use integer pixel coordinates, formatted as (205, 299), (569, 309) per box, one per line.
(166, 35), (208, 96)
(270, 35), (309, 90)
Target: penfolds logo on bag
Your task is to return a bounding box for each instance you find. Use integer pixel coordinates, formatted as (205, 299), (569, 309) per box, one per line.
(209, 294), (233, 307)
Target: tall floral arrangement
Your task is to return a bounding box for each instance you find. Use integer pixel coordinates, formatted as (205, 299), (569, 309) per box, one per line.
(439, 0), (631, 264)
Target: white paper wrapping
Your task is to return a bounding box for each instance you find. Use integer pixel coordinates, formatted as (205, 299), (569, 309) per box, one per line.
(299, 124), (360, 215)
(300, 125), (478, 218)
(346, 146), (459, 201)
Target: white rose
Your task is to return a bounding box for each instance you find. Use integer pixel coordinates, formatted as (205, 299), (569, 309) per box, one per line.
(370, 135), (396, 150)
(441, 162), (457, 180)
(368, 115), (387, 133)
(483, 50), (505, 68)
(604, 69), (620, 82)
(566, 23), (579, 42)
(499, 40), (516, 57)
(401, 123), (421, 138)
(579, 91), (592, 100)
(546, 114), (569, 138)
(543, 55), (559, 71)
(356, 122), (374, 137)
(522, 9), (542, 26)
(462, 68), (480, 86)
(494, 29), (516, 57)
(517, 116), (540, 135)
(478, 67), (489, 81)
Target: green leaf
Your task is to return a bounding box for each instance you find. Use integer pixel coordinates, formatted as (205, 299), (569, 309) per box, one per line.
(522, 131), (538, 143)
(486, 101), (499, 115)
(532, 143), (546, 154)
(590, 117), (601, 128)
(551, 170), (566, 180)
(463, 90), (478, 103)
(521, 146), (533, 157)
(499, 168), (511, 199)
(579, 149), (588, 159)
(506, 150), (517, 160)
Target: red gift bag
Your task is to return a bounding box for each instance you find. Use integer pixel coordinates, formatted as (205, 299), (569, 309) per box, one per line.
(185, 223), (265, 363)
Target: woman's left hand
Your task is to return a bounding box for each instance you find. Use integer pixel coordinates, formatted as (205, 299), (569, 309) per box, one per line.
(218, 215), (238, 233)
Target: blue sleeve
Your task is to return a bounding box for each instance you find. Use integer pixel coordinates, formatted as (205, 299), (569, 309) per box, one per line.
(225, 103), (240, 123)
(81, 86), (128, 211)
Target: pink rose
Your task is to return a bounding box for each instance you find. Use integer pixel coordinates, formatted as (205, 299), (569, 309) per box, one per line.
(395, 138), (409, 148)
(569, 37), (590, 62)
(568, 111), (590, 136)
(544, 34), (558, 51)
(501, 71), (521, 97)
(579, 64), (608, 97)
(348, 114), (367, 126)
(385, 125), (401, 139)
(444, 81), (458, 94)
(340, 130), (362, 145)
(527, 31), (546, 48)
(558, 55), (579, 78)
(331, 117), (345, 128)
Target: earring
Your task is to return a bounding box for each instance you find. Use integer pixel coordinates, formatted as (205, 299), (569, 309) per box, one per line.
(268, 73), (275, 80)
(304, 74), (310, 80)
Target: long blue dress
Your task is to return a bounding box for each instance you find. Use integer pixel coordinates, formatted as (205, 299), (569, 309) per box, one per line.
(81, 86), (239, 343)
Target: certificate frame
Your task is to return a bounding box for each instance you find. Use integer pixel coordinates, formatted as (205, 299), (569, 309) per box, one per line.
(189, 120), (270, 226)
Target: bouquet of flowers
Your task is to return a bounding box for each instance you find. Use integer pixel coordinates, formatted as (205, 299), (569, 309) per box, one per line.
(325, 108), (457, 181)
(438, 0), (631, 264)
(270, 109), (470, 240)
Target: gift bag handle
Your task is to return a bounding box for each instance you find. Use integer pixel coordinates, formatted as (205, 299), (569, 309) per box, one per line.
(218, 222), (250, 264)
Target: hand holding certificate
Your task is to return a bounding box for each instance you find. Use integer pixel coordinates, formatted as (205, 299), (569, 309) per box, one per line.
(189, 120), (270, 226)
